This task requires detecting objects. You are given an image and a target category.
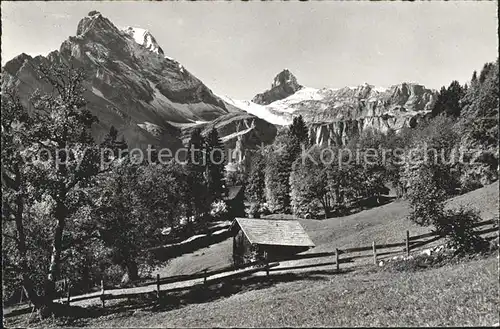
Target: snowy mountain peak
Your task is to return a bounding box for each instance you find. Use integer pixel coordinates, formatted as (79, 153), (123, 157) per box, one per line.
(271, 69), (300, 89)
(252, 69), (303, 105)
(123, 26), (164, 55)
(76, 11), (118, 36)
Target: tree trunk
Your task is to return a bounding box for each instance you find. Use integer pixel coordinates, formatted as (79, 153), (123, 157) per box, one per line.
(42, 202), (67, 314)
(319, 198), (329, 219)
(125, 259), (139, 282)
(11, 165), (44, 310)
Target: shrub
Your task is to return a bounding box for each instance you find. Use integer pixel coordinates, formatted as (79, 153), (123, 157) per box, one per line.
(436, 207), (489, 254)
(246, 202), (270, 219)
(406, 165), (488, 256)
(382, 252), (454, 273)
(459, 172), (483, 193)
(209, 200), (228, 220)
(104, 264), (125, 288)
(406, 165), (447, 226)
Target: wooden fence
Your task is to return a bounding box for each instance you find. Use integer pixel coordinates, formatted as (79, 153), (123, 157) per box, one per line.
(51, 218), (497, 308)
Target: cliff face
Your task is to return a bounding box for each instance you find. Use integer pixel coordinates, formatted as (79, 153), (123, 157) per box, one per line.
(296, 83), (436, 145)
(178, 112), (277, 160)
(2, 11), (274, 153)
(308, 114), (429, 146)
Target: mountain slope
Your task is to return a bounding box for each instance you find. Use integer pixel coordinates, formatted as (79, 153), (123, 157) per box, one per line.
(1, 11), (275, 152)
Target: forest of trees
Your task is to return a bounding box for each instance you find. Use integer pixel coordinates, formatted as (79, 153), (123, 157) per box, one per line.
(2, 58), (498, 317)
(245, 59), (498, 220)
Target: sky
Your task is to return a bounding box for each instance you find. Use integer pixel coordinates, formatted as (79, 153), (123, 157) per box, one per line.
(1, 1), (498, 100)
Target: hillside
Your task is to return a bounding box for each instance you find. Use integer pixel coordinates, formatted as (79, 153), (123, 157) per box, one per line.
(60, 256), (498, 327)
(157, 181), (499, 278)
(4, 182), (497, 327)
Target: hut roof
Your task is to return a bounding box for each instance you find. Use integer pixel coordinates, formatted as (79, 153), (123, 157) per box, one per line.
(225, 185), (243, 201)
(234, 218), (315, 247)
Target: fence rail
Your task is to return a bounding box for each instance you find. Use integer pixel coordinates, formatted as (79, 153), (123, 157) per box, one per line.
(97, 262), (280, 308)
(409, 219), (497, 241)
(48, 218), (497, 308)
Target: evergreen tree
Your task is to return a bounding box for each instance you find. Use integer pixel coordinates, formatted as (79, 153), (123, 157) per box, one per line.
(264, 115), (311, 214)
(445, 80), (464, 117)
(246, 151), (267, 217)
(287, 115), (310, 157)
(100, 126), (128, 165)
(471, 71), (478, 85)
(185, 128), (209, 228)
(205, 128), (226, 202)
(431, 81), (464, 117)
(265, 150), (293, 213)
(431, 86), (448, 117)
(463, 59), (499, 182)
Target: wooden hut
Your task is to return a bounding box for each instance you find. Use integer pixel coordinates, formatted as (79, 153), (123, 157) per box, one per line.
(231, 218), (315, 266)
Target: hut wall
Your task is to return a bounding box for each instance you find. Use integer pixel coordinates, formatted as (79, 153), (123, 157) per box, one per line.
(233, 229), (262, 266)
(260, 245), (311, 261)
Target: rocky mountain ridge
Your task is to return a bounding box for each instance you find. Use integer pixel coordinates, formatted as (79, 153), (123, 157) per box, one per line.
(1, 11), (276, 153)
(229, 71), (438, 146)
(2, 10), (438, 152)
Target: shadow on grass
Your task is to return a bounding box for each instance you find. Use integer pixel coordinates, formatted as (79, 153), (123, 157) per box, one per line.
(315, 195), (397, 220)
(11, 268), (353, 327)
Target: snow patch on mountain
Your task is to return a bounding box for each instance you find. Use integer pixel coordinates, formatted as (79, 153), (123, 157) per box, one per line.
(218, 95), (291, 126)
(373, 86), (389, 93)
(91, 86), (106, 99)
(123, 26), (163, 55)
(267, 87), (325, 112)
(137, 121), (164, 137)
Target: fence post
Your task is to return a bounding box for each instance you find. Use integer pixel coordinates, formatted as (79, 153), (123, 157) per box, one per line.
(19, 286), (24, 304)
(66, 278), (71, 305)
(156, 274), (161, 301)
(406, 230), (410, 257)
(25, 287), (31, 308)
(265, 251), (270, 278)
(203, 269), (207, 286)
(335, 248), (340, 271)
(100, 279), (105, 308)
(372, 241), (377, 265)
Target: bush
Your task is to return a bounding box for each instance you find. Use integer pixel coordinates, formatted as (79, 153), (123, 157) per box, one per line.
(436, 207), (489, 254)
(459, 172), (483, 193)
(246, 202), (270, 219)
(209, 200), (228, 220)
(104, 264), (125, 288)
(406, 164), (488, 256)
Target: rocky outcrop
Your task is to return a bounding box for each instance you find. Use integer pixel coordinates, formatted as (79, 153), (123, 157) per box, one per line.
(252, 69), (303, 105)
(302, 84), (436, 145)
(308, 113), (430, 146)
(178, 112), (277, 162)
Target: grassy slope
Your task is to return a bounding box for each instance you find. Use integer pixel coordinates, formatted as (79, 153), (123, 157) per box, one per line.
(5, 182), (498, 327)
(68, 255), (499, 327)
(159, 181), (498, 277)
